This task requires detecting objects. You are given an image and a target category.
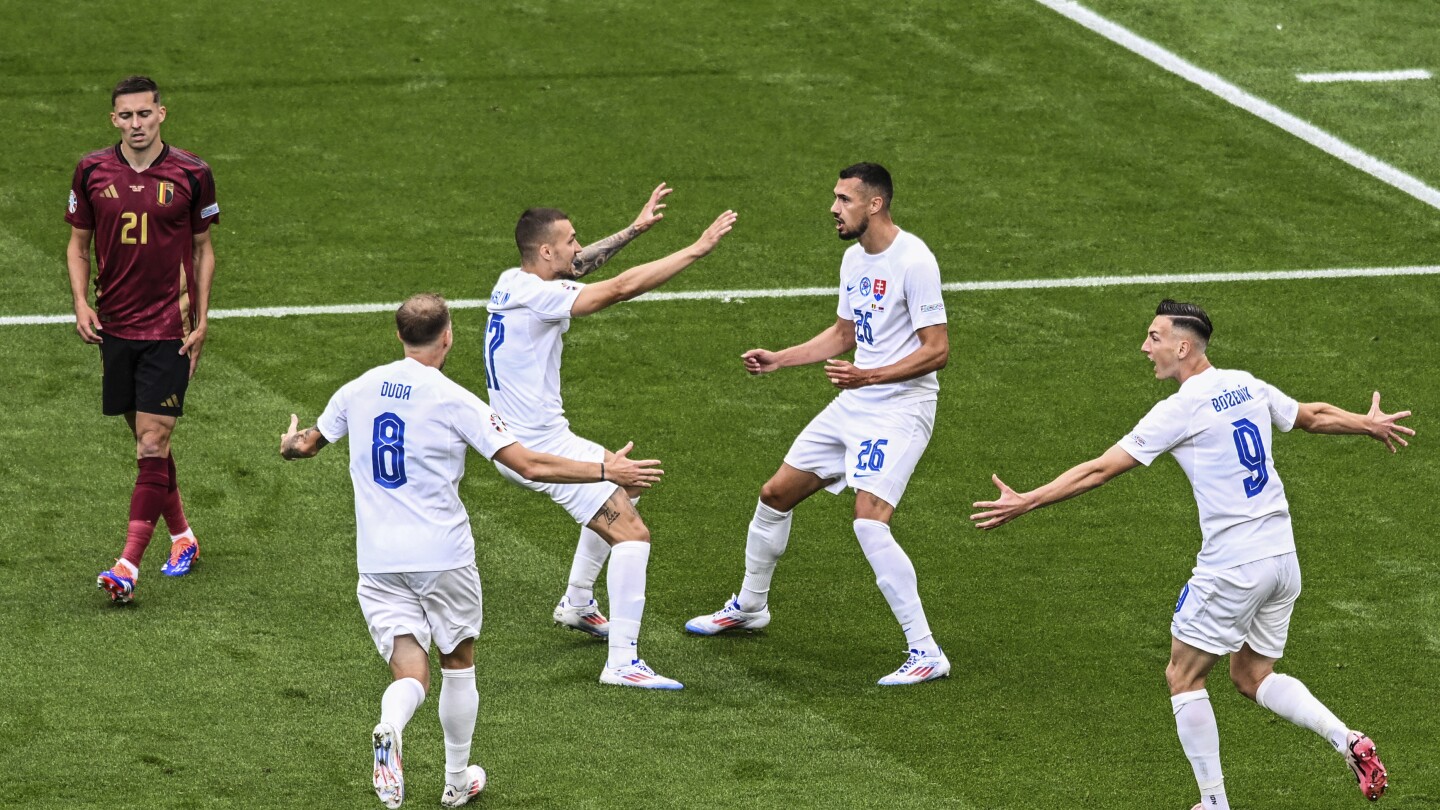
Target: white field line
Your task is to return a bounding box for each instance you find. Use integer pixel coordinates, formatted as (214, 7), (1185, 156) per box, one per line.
(1297, 69), (1432, 83)
(5, 265), (1439, 327)
(1032, 0), (1440, 210)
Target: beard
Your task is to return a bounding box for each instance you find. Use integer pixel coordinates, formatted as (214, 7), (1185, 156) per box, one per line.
(836, 217), (867, 241)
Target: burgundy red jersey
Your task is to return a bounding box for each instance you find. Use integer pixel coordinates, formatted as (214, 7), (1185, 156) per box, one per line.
(66, 143), (220, 341)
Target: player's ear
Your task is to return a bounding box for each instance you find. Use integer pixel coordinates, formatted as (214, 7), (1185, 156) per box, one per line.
(156, 105), (167, 123)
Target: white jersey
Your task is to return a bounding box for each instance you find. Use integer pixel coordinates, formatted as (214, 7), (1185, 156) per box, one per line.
(484, 268), (584, 440)
(1118, 366), (1301, 571)
(836, 229), (948, 407)
(317, 357), (516, 574)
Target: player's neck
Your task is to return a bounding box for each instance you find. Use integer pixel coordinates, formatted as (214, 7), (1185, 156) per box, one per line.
(1175, 357), (1214, 385)
(858, 218), (900, 255)
(521, 260), (566, 282)
(119, 139), (164, 172)
(404, 346), (448, 370)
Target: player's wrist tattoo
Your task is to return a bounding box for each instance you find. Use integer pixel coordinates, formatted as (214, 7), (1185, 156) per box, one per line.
(571, 225), (640, 277)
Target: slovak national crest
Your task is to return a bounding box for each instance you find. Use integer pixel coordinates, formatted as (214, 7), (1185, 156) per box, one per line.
(873, 279), (887, 301)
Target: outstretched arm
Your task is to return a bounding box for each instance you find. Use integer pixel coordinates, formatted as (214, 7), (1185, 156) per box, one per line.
(493, 441), (663, 488)
(1294, 392), (1413, 453)
(742, 317), (857, 375)
(571, 182), (671, 278)
(970, 444), (1141, 529)
(570, 209), (736, 317)
(280, 414), (330, 460)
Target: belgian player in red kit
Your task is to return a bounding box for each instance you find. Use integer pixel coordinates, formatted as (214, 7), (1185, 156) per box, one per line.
(66, 76), (220, 603)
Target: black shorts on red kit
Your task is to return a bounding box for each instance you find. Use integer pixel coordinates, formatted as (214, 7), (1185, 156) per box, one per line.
(101, 336), (190, 417)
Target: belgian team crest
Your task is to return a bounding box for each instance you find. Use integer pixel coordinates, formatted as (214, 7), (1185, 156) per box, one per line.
(157, 182), (175, 206)
(873, 279), (887, 301)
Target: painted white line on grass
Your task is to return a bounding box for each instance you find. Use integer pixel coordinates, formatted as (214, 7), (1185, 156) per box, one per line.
(1032, 0), (1440, 211)
(6, 265), (1439, 327)
(1297, 69), (1432, 83)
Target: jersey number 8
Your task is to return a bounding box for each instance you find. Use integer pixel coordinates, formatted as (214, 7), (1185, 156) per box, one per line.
(372, 412), (407, 489)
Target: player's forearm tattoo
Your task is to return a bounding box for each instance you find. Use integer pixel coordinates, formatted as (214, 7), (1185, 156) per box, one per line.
(572, 225), (640, 277)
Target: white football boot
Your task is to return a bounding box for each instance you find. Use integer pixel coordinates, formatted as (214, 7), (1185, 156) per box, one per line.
(600, 659), (684, 690)
(552, 596), (609, 638)
(877, 649), (951, 686)
(684, 595), (771, 635)
(371, 722), (403, 809)
(440, 764), (487, 807)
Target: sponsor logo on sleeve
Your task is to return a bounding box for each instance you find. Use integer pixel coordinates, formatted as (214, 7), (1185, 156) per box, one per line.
(919, 302), (945, 314)
(489, 413), (509, 434)
(200, 202), (220, 219)
(1130, 434), (1146, 447)
(67, 190), (77, 214)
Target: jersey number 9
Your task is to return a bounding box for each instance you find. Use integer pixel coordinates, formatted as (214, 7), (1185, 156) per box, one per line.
(1230, 418), (1268, 498)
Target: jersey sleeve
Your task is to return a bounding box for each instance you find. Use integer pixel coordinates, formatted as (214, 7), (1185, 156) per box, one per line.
(448, 388), (518, 459)
(65, 162), (94, 230)
(1259, 378), (1301, 433)
(1117, 396), (1192, 466)
(189, 165), (221, 232)
(316, 384), (351, 443)
(512, 274), (584, 322)
(836, 279), (853, 321)
(905, 253), (947, 330)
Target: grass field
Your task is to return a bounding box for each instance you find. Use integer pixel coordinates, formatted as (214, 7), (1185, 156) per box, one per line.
(3, 1), (1438, 808)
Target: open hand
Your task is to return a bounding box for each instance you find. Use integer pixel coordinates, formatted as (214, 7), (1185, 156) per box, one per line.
(631, 183), (672, 233)
(969, 474), (1030, 529)
(606, 441), (664, 488)
(1367, 391), (1414, 453)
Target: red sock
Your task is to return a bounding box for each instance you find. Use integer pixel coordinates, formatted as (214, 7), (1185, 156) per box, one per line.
(161, 453), (189, 535)
(121, 457), (171, 568)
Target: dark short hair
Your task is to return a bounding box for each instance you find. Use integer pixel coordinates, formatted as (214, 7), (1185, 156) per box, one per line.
(515, 208), (570, 261)
(396, 293), (450, 347)
(839, 162), (893, 209)
(1156, 298), (1213, 343)
(112, 75), (160, 106)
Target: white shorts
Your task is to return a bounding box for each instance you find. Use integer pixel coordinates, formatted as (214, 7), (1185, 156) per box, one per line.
(1171, 552), (1301, 658)
(356, 565), (483, 662)
(495, 429), (618, 524)
(783, 396), (936, 509)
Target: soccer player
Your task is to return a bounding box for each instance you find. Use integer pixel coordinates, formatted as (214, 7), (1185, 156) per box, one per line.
(970, 299), (1411, 808)
(67, 76), (220, 603)
(280, 294), (662, 808)
(685, 163), (952, 687)
(484, 185), (735, 690)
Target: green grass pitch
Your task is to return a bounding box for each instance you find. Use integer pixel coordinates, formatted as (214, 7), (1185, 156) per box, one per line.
(2, 1), (1437, 807)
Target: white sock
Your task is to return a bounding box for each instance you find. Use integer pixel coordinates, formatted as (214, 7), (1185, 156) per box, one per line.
(854, 519), (939, 655)
(1172, 690), (1229, 810)
(1255, 673), (1351, 753)
(564, 527), (610, 606)
(738, 501), (792, 612)
(606, 541), (650, 669)
(380, 677), (426, 733)
(170, 527), (196, 542)
(439, 667), (479, 785)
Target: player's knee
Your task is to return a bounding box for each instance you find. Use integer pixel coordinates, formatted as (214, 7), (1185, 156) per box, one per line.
(1164, 661), (1201, 695)
(135, 435), (170, 458)
(758, 480), (790, 511)
(1228, 665), (1267, 701)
